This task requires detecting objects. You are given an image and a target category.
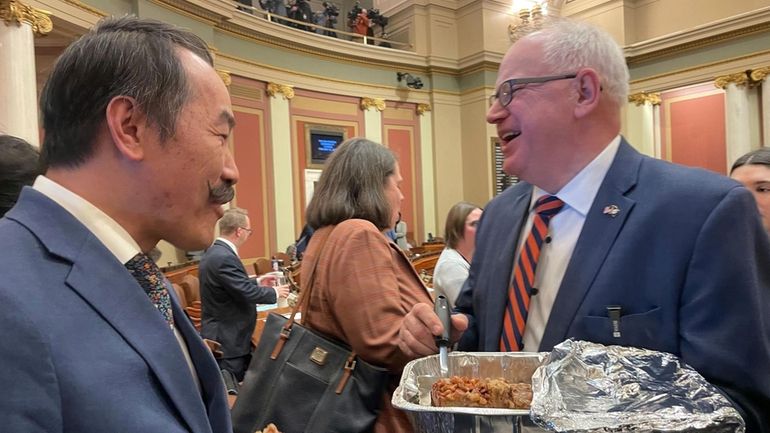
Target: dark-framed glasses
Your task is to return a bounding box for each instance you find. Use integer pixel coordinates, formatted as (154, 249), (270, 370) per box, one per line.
(489, 73), (577, 108)
(239, 227), (253, 234)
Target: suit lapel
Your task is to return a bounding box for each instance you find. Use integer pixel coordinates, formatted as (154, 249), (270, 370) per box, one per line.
(540, 140), (641, 350)
(169, 285), (230, 433)
(13, 190), (212, 433)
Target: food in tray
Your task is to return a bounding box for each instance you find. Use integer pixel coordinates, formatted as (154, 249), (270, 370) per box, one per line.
(430, 376), (532, 409)
(255, 423), (282, 433)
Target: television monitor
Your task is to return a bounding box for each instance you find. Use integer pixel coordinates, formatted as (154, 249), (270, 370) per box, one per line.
(309, 130), (345, 165)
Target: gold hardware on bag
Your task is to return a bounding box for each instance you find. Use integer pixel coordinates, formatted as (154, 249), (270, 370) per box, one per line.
(310, 347), (328, 365)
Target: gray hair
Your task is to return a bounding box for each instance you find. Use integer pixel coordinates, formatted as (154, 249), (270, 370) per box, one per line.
(305, 138), (396, 231)
(525, 18), (629, 108)
(39, 15), (213, 168)
(219, 208), (249, 235)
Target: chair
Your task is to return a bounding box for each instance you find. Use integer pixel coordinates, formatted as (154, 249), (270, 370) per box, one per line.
(411, 252), (441, 288)
(171, 283), (188, 309)
(185, 300), (202, 332)
(180, 274), (200, 304)
(273, 252), (291, 267)
(254, 257), (272, 276)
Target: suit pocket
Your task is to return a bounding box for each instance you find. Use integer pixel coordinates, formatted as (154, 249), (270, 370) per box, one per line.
(576, 307), (661, 349)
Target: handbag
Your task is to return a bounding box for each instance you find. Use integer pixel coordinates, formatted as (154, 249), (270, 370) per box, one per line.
(231, 228), (389, 433)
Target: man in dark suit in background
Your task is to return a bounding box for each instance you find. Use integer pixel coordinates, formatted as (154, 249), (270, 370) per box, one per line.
(200, 207), (290, 381)
(399, 18), (770, 431)
(0, 16), (236, 432)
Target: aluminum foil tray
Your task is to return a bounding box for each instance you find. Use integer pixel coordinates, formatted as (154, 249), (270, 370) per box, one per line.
(393, 352), (547, 433)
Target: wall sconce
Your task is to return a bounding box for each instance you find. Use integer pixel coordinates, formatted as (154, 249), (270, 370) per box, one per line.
(397, 72), (424, 90)
(508, 0), (547, 41)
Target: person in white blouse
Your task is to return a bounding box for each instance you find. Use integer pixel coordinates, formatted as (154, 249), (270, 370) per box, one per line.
(432, 202), (482, 308)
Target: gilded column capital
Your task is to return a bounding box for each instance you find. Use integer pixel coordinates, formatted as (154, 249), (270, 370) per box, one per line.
(714, 72), (750, 89)
(360, 97), (385, 112)
(750, 66), (770, 82)
(628, 92), (661, 107)
(0, 0), (53, 35)
(266, 82), (295, 100)
(216, 69), (231, 87)
(416, 103), (432, 115)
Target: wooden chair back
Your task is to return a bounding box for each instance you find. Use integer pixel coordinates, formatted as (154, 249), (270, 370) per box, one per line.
(254, 257), (272, 276)
(180, 274), (200, 304)
(185, 300), (202, 332)
(171, 283), (188, 309)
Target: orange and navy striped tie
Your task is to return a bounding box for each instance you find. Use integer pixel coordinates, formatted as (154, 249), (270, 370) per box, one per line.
(500, 195), (564, 351)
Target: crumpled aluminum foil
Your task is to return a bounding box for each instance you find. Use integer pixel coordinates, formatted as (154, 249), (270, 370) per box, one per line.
(530, 339), (745, 433)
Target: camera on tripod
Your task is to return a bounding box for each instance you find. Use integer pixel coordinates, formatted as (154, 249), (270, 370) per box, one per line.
(322, 1), (339, 22)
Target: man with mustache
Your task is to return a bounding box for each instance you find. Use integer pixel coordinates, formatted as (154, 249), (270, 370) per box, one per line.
(399, 18), (770, 431)
(0, 16), (237, 433)
(199, 207), (290, 382)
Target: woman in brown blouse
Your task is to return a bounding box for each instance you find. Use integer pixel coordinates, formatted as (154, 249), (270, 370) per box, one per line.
(302, 138), (432, 433)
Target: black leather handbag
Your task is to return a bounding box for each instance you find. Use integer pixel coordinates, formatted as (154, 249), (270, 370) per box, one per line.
(231, 230), (389, 433)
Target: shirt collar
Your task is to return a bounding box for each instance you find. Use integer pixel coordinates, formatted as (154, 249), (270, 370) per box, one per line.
(216, 237), (238, 255)
(531, 135), (621, 216)
(33, 175), (142, 264)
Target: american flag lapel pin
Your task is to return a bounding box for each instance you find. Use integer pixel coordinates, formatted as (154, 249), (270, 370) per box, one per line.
(603, 204), (620, 217)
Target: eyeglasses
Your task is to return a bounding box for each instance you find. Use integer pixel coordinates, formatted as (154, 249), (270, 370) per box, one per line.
(489, 73), (577, 108)
(239, 227), (253, 234)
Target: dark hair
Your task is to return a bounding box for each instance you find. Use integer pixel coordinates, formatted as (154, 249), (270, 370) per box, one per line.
(39, 16), (213, 168)
(0, 135), (41, 216)
(443, 201), (480, 249)
(306, 138), (396, 231)
(731, 148), (770, 174)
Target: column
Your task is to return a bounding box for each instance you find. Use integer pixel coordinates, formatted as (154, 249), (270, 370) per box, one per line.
(715, 72), (753, 171)
(626, 92), (660, 158)
(751, 67), (770, 147)
(266, 82), (296, 251)
(417, 103), (436, 238)
(0, 0), (52, 147)
(360, 97), (384, 144)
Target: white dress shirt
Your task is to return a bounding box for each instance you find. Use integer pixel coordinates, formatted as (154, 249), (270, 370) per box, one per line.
(213, 236), (282, 300)
(433, 248), (469, 309)
(33, 176), (201, 391)
(517, 135), (621, 352)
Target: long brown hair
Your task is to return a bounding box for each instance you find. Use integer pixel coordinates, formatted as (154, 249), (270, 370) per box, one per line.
(306, 138), (396, 231)
(444, 201), (481, 249)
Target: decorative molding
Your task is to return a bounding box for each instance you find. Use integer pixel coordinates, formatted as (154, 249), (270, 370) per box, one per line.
(751, 66), (770, 82)
(625, 7), (770, 65)
(360, 97), (385, 112)
(216, 69), (232, 87)
(628, 92), (661, 106)
(61, 0), (106, 17)
(266, 82), (295, 99)
(714, 71), (750, 89)
(416, 103), (432, 115)
(0, 0), (53, 35)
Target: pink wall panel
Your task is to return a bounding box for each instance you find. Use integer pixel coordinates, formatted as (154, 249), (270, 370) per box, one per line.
(660, 84), (726, 174)
(233, 110), (268, 259)
(386, 128), (417, 244)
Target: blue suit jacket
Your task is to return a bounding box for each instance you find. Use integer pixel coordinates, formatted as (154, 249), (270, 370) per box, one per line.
(199, 240), (276, 359)
(0, 188), (231, 433)
(456, 140), (770, 431)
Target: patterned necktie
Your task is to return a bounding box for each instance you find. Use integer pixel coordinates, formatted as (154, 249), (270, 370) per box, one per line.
(125, 253), (174, 328)
(500, 195), (564, 351)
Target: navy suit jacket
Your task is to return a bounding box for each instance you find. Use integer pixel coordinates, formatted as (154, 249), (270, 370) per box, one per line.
(456, 139), (770, 431)
(0, 188), (231, 433)
(199, 240), (276, 359)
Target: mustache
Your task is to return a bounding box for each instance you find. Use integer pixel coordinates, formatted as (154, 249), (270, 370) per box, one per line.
(208, 180), (235, 205)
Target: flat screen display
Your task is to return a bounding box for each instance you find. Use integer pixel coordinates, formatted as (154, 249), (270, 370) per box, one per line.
(310, 130), (344, 165)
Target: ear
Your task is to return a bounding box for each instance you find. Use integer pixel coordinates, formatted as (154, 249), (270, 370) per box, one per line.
(573, 68), (602, 119)
(105, 96), (150, 161)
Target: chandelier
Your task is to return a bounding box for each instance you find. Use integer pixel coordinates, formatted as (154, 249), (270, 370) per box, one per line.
(508, 0), (548, 41)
